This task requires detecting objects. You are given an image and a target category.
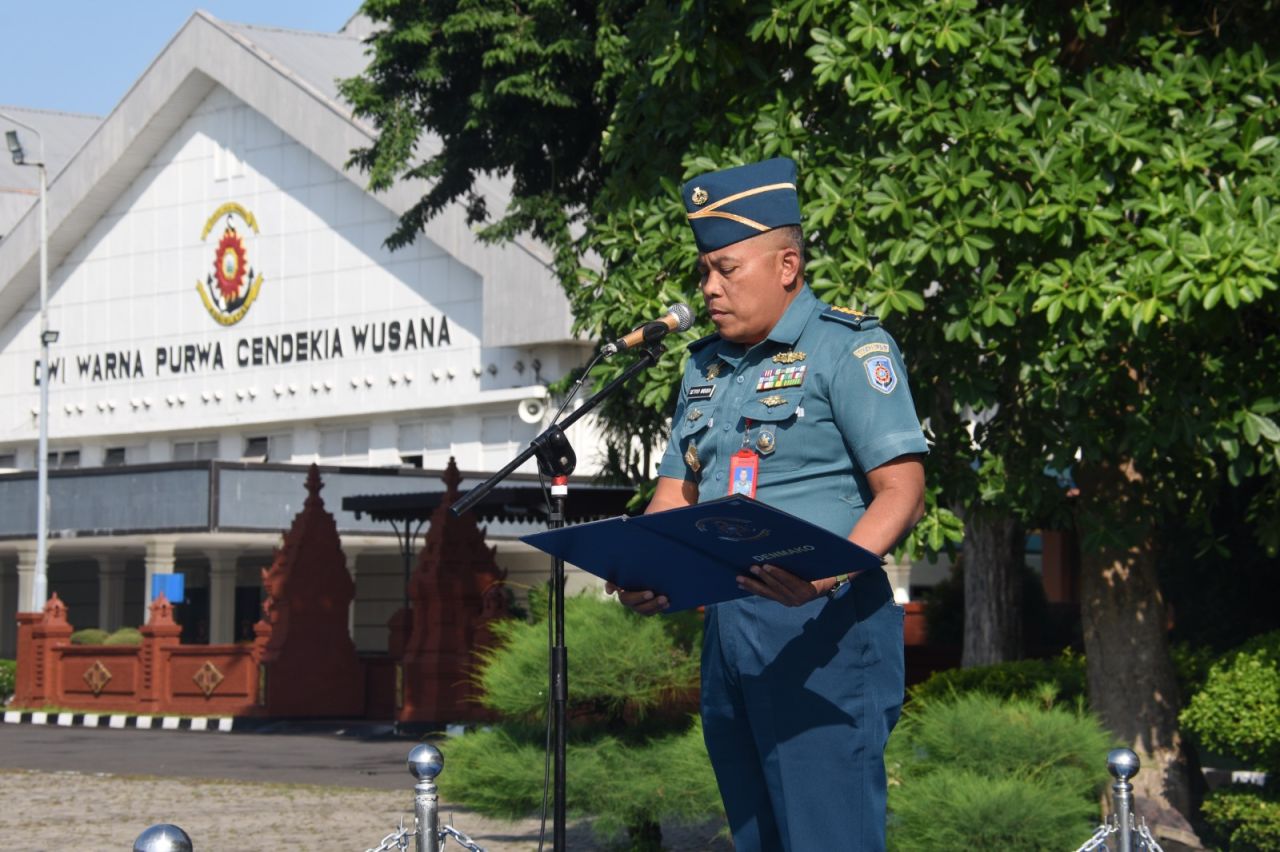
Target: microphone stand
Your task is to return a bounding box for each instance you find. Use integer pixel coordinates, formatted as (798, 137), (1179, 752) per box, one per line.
(451, 341), (667, 852)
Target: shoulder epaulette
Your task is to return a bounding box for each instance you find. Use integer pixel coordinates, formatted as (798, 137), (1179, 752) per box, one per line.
(687, 332), (721, 352)
(820, 304), (880, 330)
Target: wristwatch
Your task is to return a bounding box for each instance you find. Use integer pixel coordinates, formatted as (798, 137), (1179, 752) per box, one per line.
(825, 574), (850, 600)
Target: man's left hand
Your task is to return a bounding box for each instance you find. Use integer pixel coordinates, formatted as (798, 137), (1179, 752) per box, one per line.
(738, 564), (836, 606)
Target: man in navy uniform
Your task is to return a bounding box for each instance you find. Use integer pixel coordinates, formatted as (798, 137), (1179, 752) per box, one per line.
(609, 157), (928, 850)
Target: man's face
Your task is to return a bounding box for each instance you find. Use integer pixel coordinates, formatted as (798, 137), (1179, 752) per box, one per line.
(697, 230), (801, 345)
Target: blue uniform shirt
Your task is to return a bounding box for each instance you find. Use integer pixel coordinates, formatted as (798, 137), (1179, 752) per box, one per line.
(657, 285), (928, 540)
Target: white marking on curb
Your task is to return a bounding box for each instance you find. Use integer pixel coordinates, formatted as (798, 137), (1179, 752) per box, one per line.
(190, 717), (208, 731)
(31, 712), (48, 725)
(56, 712), (74, 726)
(83, 713), (100, 727)
(217, 718), (233, 732)
(109, 715), (127, 729)
(135, 715), (153, 729)
(2, 711), (19, 724)
(161, 716), (180, 730)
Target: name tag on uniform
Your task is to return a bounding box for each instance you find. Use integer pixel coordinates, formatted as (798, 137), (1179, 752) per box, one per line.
(687, 385), (716, 401)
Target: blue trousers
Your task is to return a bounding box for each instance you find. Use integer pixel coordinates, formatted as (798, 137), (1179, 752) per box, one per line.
(701, 568), (904, 851)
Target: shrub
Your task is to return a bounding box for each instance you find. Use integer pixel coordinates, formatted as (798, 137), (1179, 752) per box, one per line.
(441, 718), (723, 842)
(907, 651), (1087, 709)
(103, 627), (143, 646)
(1200, 785), (1280, 852)
(1181, 631), (1280, 772)
(0, 659), (15, 699)
(69, 628), (109, 645)
(886, 693), (1112, 851)
(447, 592), (718, 848)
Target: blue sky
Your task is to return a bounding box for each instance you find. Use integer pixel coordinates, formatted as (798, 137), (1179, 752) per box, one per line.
(1, 2), (362, 116)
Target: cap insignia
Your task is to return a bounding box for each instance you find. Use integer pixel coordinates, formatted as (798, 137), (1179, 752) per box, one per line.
(691, 187), (709, 206)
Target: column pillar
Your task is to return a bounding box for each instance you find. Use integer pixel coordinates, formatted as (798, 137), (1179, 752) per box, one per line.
(97, 555), (127, 632)
(15, 542), (39, 613)
(884, 553), (912, 604)
(143, 538), (177, 624)
(208, 551), (238, 644)
(0, 557), (16, 658)
(344, 547), (363, 642)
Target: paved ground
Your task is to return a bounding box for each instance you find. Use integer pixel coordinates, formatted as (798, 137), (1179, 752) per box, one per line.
(0, 723), (731, 851)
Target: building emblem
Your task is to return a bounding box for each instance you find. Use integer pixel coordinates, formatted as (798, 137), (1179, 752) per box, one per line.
(197, 202), (265, 326)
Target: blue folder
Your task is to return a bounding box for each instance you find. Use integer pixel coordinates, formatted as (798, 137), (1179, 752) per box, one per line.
(521, 495), (883, 612)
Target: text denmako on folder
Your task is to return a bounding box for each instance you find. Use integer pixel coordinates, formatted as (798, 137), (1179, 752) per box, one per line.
(521, 495), (883, 612)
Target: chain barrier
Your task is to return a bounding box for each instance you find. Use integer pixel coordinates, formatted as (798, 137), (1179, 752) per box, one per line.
(361, 818), (488, 852)
(1071, 748), (1167, 852)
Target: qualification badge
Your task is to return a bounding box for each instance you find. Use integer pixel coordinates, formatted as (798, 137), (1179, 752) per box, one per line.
(684, 442), (701, 473)
(686, 408), (704, 423)
(760, 395), (787, 408)
(772, 350), (806, 364)
(755, 430), (777, 456)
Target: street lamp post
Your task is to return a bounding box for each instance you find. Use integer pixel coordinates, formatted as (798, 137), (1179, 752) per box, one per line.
(3, 114), (52, 612)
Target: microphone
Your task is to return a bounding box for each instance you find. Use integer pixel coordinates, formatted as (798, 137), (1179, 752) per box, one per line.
(601, 304), (695, 357)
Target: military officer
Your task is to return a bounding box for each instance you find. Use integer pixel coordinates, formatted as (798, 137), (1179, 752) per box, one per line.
(608, 157), (928, 851)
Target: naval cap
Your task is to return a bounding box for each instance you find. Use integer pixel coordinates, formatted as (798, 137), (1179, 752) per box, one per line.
(682, 157), (802, 253)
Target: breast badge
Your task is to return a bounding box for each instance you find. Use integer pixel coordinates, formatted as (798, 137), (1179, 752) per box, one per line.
(755, 430), (777, 456)
(772, 350), (806, 364)
(760, 395), (788, 408)
(686, 408), (704, 423)
(684, 442), (701, 473)
(705, 362), (722, 380)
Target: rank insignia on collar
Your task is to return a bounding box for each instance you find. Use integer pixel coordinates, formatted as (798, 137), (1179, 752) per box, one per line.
(760, 395), (788, 408)
(687, 408), (704, 422)
(756, 364), (807, 391)
(755, 430), (776, 455)
(705, 362), (722, 380)
(773, 350), (806, 364)
(684, 442), (701, 473)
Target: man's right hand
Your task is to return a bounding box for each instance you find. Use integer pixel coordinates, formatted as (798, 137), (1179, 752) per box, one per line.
(606, 582), (669, 615)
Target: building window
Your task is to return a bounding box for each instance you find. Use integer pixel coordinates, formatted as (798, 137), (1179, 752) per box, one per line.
(319, 427), (369, 462)
(48, 450), (80, 469)
(242, 434), (293, 462)
(103, 447), (127, 467)
(0, 451), (17, 469)
(173, 439), (219, 461)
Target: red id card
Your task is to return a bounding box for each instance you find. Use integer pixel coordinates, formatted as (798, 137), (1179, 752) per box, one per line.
(728, 449), (759, 498)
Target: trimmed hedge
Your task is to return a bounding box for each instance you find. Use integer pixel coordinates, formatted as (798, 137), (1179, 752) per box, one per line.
(1200, 785), (1280, 852)
(103, 627), (143, 646)
(907, 651), (1087, 709)
(1181, 631), (1280, 771)
(69, 628), (109, 645)
(0, 658), (14, 699)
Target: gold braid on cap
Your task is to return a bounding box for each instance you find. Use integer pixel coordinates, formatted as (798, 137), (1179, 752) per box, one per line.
(686, 182), (797, 232)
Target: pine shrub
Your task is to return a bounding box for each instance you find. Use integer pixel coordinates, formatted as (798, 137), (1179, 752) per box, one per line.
(887, 693), (1112, 850)
(443, 592), (719, 848)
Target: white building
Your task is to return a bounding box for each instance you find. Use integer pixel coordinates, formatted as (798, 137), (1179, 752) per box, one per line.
(0, 11), (616, 657)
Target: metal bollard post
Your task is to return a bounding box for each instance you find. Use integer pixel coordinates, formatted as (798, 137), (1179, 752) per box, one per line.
(1107, 748), (1141, 852)
(132, 823), (194, 852)
(408, 743), (445, 852)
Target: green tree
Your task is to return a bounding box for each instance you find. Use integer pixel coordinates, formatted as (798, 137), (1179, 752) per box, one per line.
(343, 0), (1280, 827)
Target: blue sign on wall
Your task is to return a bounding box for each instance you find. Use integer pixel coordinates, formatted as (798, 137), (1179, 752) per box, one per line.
(151, 573), (185, 604)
